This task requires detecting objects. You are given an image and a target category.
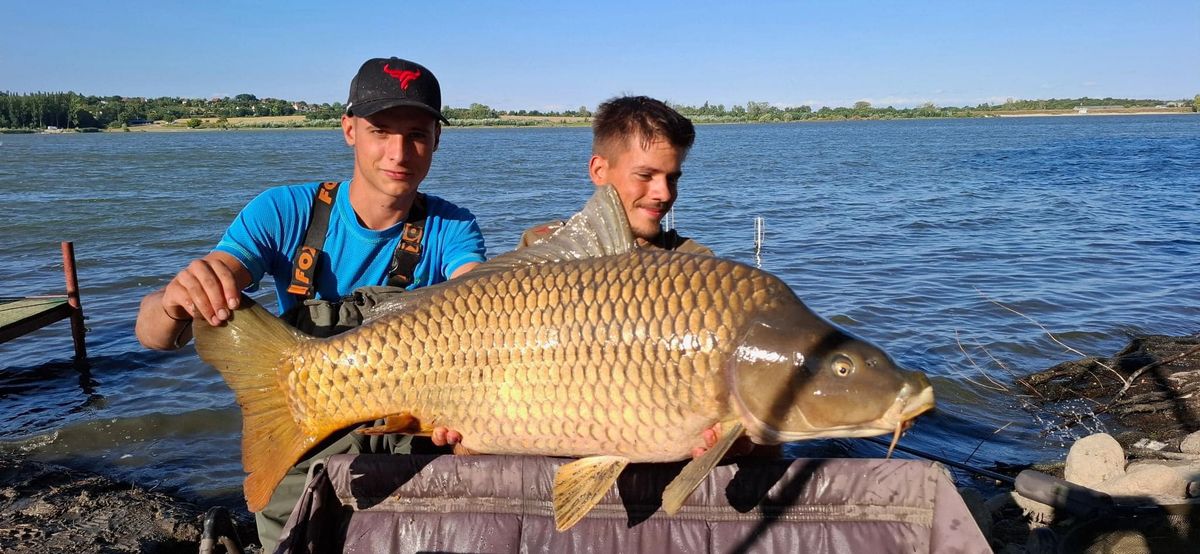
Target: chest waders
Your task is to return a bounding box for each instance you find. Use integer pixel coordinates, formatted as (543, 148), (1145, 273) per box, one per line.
(259, 182), (434, 551)
(280, 181), (427, 338)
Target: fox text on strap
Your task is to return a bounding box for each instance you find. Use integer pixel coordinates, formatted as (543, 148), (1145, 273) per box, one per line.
(286, 181), (339, 299)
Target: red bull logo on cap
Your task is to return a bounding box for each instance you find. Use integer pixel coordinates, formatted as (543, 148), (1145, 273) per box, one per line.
(382, 64), (421, 90)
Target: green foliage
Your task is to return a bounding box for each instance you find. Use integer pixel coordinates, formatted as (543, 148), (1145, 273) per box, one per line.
(443, 103), (500, 120)
(186, 118), (202, 128)
(0, 91), (312, 129)
(0, 90), (1192, 130)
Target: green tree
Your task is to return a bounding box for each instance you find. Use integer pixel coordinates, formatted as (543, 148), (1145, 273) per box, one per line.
(853, 100), (872, 110)
(1194, 94), (1199, 112)
(186, 118), (202, 128)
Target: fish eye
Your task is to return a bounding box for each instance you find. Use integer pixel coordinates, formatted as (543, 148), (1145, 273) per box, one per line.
(831, 355), (854, 377)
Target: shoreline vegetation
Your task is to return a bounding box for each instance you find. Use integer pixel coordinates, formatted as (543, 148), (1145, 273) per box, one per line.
(1, 91), (1196, 133)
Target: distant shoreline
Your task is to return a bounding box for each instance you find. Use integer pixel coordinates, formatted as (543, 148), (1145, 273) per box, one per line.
(991, 110), (1196, 118)
(7, 108), (1194, 134)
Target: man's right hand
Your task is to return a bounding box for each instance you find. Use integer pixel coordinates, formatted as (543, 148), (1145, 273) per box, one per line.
(161, 252), (248, 326)
(135, 251), (250, 350)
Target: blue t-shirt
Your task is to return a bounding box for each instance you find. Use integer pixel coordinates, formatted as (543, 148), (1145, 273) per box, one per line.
(215, 181), (487, 314)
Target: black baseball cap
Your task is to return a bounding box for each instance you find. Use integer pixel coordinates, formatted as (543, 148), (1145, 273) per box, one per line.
(345, 57), (447, 123)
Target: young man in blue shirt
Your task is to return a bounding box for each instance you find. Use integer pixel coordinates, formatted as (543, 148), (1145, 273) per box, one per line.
(136, 57), (484, 345)
(134, 57), (485, 550)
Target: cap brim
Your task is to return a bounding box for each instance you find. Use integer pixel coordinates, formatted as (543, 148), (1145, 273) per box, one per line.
(348, 99), (448, 123)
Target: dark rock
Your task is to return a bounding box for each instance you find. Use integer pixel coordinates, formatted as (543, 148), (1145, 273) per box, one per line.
(1020, 334), (1200, 438)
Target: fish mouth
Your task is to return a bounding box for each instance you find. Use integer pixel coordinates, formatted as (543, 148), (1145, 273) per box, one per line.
(892, 383), (936, 422)
(740, 382), (936, 444)
(872, 381), (935, 432)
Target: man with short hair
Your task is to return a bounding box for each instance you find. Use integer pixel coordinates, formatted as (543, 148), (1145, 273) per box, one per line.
(134, 57), (485, 550)
(518, 95), (712, 256)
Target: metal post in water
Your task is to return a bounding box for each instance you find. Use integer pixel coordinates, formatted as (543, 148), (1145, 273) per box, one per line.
(61, 241), (87, 360)
(754, 217), (765, 268)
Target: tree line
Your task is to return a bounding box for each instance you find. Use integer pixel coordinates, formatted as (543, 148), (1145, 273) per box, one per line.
(1, 90), (1196, 130)
(0, 92), (341, 130)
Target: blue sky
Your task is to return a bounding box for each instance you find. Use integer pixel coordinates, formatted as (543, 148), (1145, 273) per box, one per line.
(3, 1), (1197, 110)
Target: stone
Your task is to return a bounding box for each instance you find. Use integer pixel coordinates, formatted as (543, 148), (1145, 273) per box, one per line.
(988, 490), (1055, 524)
(1126, 460), (1200, 483)
(1133, 438), (1167, 450)
(1181, 430), (1200, 454)
(958, 487), (992, 540)
(1063, 433), (1125, 487)
(1025, 527), (1059, 554)
(985, 491), (1016, 517)
(1096, 463), (1187, 498)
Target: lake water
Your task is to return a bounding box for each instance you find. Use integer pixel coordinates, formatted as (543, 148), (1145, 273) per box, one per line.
(1, 115), (1197, 507)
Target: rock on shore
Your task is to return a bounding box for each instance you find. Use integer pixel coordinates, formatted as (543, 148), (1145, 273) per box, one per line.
(969, 333), (1200, 553)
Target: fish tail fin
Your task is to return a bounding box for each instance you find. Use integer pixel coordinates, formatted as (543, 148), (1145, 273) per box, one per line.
(193, 298), (316, 512)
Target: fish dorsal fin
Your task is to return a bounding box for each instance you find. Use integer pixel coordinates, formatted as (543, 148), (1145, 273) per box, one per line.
(365, 185), (633, 322)
(469, 184), (636, 279)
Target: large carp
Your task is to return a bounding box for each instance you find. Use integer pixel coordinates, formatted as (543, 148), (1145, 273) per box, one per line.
(194, 185), (935, 531)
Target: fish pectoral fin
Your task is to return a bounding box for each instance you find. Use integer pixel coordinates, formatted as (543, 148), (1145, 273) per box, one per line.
(662, 422), (745, 515)
(552, 455), (629, 532)
(356, 413), (420, 435)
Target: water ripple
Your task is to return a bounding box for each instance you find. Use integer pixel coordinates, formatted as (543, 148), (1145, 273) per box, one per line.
(1, 116), (1197, 499)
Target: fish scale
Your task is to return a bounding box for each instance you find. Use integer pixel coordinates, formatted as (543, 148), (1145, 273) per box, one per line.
(282, 251), (769, 460)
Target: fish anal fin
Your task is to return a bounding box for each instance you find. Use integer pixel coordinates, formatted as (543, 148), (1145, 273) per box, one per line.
(552, 455), (629, 532)
(356, 412), (420, 435)
(662, 422), (745, 515)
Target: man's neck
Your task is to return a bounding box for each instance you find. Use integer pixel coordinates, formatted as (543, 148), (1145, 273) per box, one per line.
(346, 178), (418, 230)
(636, 230), (666, 249)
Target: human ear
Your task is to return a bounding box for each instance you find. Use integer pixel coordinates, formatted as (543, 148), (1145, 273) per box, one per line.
(341, 115), (355, 146)
(588, 155), (608, 186)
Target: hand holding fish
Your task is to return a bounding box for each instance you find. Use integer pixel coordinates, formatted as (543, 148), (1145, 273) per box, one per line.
(692, 423), (758, 459)
(136, 251), (251, 350)
(431, 426), (477, 455)
(164, 251), (248, 326)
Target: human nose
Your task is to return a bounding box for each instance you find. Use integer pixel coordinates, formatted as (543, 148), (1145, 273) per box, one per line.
(385, 134), (412, 162)
(646, 176), (673, 202)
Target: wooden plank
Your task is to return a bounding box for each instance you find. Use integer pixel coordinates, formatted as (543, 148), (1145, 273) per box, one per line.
(0, 297), (73, 344)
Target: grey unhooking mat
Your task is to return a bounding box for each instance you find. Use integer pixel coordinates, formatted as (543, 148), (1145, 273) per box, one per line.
(276, 454), (989, 553)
